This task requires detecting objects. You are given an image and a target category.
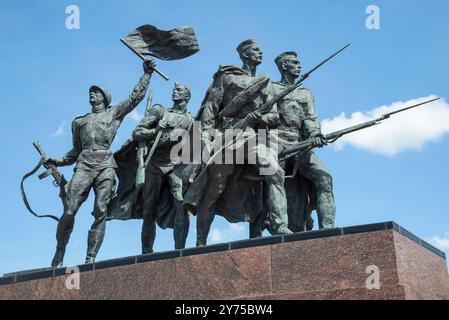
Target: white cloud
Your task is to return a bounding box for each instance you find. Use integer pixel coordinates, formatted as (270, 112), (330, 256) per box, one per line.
(128, 110), (143, 122)
(426, 232), (449, 251)
(209, 228), (223, 243)
(209, 223), (246, 244)
(51, 120), (66, 137)
(321, 95), (449, 156)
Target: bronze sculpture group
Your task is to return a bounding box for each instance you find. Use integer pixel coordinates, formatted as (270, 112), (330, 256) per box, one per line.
(22, 25), (438, 267)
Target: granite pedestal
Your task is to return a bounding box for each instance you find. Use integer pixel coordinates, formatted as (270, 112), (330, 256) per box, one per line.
(1, 222), (448, 300)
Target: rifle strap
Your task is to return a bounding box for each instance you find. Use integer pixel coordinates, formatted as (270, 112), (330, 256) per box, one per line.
(143, 108), (167, 168)
(20, 158), (60, 222)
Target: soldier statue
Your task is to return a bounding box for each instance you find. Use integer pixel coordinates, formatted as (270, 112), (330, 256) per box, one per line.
(108, 83), (193, 254)
(184, 39), (292, 246)
(272, 51), (336, 230)
(45, 59), (155, 267)
(135, 83), (192, 253)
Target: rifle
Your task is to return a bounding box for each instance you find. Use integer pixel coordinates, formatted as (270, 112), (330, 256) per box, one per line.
(20, 141), (67, 222)
(279, 97), (441, 161)
(143, 107), (168, 169)
(188, 44), (351, 183)
(218, 76), (270, 119)
(32, 141), (67, 190)
(135, 89), (153, 188)
(232, 43), (351, 131)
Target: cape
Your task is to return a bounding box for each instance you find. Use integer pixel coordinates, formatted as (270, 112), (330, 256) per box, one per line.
(107, 139), (180, 229)
(183, 164), (265, 223)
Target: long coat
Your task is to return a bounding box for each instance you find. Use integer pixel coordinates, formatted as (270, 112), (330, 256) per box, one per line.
(183, 65), (276, 223)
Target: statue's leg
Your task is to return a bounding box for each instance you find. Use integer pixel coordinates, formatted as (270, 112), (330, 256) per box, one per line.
(254, 144), (292, 235)
(196, 203), (214, 246)
(196, 165), (233, 246)
(168, 173), (189, 249)
(85, 168), (115, 264)
(141, 169), (163, 254)
(250, 176), (269, 238)
(249, 210), (267, 238)
(298, 152), (336, 229)
(51, 169), (93, 267)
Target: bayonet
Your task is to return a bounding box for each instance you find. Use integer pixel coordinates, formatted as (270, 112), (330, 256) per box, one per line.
(280, 97), (441, 161)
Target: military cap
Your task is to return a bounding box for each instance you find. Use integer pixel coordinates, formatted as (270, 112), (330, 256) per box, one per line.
(236, 39), (258, 55)
(274, 51), (298, 68)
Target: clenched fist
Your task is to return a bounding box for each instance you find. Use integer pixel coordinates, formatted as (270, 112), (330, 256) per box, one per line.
(143, 57), (156, 74)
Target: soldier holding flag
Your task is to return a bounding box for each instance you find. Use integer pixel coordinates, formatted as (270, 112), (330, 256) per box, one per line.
(45, 59), (155, 267)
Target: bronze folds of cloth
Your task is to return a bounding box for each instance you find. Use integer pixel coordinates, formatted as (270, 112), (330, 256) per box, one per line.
(121, 24), (200, 80)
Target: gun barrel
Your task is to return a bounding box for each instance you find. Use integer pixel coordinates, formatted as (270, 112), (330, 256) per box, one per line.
(299, 43), (350, 81)
(279, 97), (440, 161)
(279, 138), (315, 161)
(381, 97), (440, 118)
(324, 119), (380, 141)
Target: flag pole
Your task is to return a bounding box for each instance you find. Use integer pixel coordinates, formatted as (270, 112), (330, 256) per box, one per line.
(120, 38), (170, 81)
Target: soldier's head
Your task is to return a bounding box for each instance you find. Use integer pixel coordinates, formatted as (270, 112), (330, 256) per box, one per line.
(275, 51), (301, 79)
(172, 82), (191, 108)
(89, 85), (112, 107)
(236, 39), (263, 66)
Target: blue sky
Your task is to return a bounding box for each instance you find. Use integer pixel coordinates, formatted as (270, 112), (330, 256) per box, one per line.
(0, 0), (448, 275)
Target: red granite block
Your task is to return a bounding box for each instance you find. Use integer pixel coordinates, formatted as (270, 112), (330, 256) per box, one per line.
(1, 227), (448, 300)
(173, 246), (271, 300)
(80, 259), (174, 300)
(394, 232), (449, 300)
(239, 284), (407, 300)
(0, 275), (79, 300)
(271, 230), (400, 295)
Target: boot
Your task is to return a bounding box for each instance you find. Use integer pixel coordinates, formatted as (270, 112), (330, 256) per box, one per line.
(85, 230), (105, 264)
(173, 201), (189, 250)
(276, 226), (293, 235)
(196, 236), (207, 247)
(51, 215), (74, 268)
(269, 223), (293, 235)
(141, 219), (156, 255)
(51, 247), (66, 268)
(142, 247), (153, 255)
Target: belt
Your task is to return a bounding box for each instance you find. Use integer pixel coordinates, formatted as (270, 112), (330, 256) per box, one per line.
(278, 126), (300, 132)
(82, 146), (110, 152)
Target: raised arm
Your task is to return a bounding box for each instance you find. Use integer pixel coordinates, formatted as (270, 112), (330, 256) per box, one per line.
(114, 59), (156, 121)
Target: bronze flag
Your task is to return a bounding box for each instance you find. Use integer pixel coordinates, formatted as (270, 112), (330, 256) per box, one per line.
(122, 24), (200, 61)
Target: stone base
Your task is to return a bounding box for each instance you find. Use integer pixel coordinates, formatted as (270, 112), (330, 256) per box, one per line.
(1, 222), (448, 300)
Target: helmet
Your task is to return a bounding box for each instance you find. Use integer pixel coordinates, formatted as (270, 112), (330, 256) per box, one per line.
(89, 85), (112, 107)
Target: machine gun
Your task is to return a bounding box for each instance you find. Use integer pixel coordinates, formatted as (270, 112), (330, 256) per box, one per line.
(20, 141), (68, 222)
(32, 141), (67, 190)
